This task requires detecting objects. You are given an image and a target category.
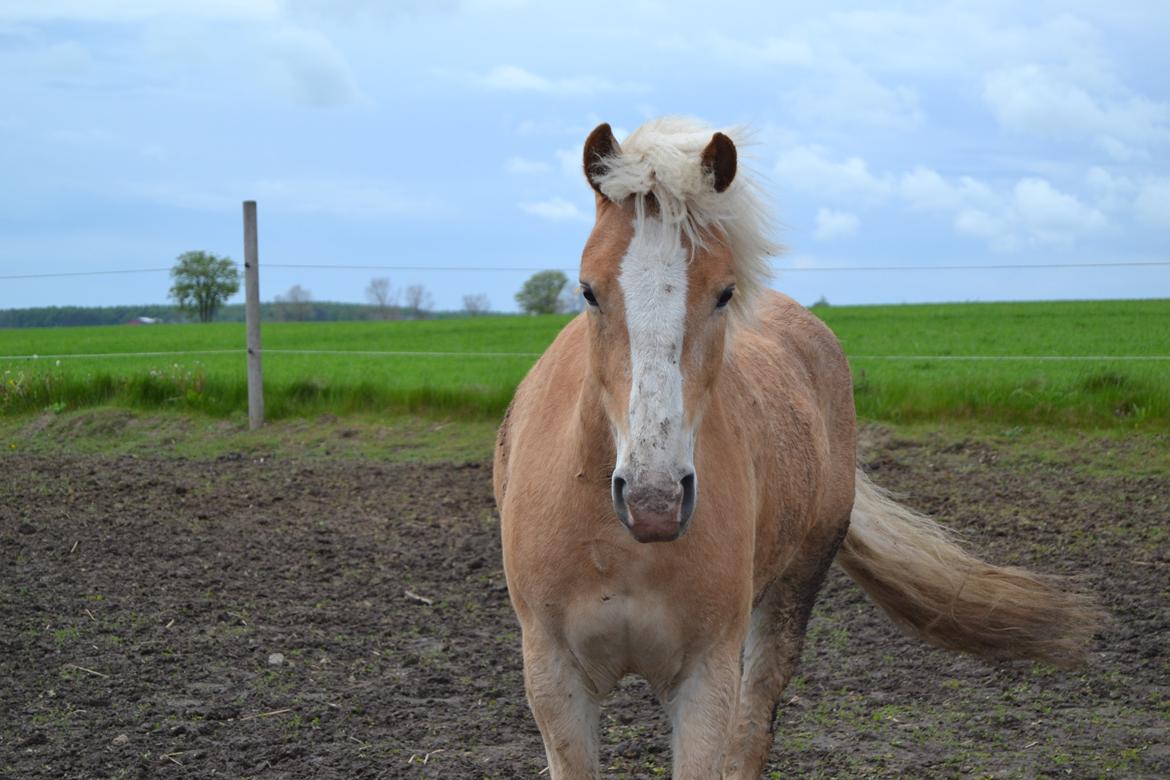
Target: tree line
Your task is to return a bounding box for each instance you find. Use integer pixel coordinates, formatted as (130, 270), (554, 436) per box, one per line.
(1, 251), (582, 328)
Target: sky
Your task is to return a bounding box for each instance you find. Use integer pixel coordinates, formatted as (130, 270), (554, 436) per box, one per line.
(1, 0), (1168, 312)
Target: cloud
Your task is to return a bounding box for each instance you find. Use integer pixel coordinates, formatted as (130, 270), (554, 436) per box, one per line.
(505, 156), (550, 174)
(954, 209), (1012, 249)
(0, 39), (97, 87)
(279, 0), (454, 25)
(132, 177), (440, 219)
(520, 197), (589, 222)
(1085, 166), (1134, 211)
(1012, 178), (1107, 242)
(0, 0), (278, 22)
(262, 26), (364, 107)
(715, 33), (920, 129)
(899, 167), (993, 213)
(465, 65), (640, 95)
(776, 140), (1114, 251)
(813, 209), (859, 241)
(786, 64), (922, 129)
(983, 64), (1169, 159)
(253, 178), (440, 218)
(1134, 179), (1170, 229)
(775, 146), (891, 201)
(555, 146), (582, 177)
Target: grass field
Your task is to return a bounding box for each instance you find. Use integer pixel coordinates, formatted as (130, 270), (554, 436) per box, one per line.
(1, 299), (1167, 427)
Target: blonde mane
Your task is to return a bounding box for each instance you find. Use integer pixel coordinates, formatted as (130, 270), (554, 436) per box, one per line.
(592, 116), (780, 321)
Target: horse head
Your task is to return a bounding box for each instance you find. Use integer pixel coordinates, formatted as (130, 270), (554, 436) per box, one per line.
(576, 119), (768, 543)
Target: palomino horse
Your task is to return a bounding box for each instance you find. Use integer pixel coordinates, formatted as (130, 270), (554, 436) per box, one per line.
(493, 117), (1101, 779)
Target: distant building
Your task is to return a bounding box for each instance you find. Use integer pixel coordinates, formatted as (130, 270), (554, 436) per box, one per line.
(127, 316), (159, 325)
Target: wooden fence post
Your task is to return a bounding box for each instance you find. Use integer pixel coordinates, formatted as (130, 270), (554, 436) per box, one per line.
(243, 200), (264, 429)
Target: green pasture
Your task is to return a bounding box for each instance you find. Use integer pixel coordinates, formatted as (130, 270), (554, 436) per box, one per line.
(1, 299), (1167, 427)
(822, 299), (1169, 427)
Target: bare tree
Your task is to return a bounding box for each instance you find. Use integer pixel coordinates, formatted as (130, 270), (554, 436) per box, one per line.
(403, 284), (433, 319)
(462, 293), (490, 316)
(275, 284), (313, 321)
(366, 277), (399, 319)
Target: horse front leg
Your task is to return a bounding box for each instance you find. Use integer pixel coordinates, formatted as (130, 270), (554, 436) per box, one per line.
(723, 522), (849, 779)
(521, 628), (602, 779)
(662, 641), (743, 779)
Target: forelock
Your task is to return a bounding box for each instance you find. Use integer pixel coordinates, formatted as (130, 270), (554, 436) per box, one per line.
(592, 116), (780, 324)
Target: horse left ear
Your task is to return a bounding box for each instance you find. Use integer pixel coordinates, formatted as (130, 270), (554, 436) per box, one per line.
(701, 132), (737, 193)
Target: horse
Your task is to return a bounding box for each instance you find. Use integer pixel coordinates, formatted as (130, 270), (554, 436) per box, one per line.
(492, 117), (1102, 779)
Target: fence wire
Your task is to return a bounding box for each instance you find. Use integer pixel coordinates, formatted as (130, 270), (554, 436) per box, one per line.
(4, 259), (1170, 281)
(3, 349), (1168, 362)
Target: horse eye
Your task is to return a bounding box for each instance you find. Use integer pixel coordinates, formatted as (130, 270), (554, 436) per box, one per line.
(581, 285), (599, 307)
(716, 286), (735, 309)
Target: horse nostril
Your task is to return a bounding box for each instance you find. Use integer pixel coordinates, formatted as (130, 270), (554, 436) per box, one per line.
(612, 475), (629, 524)
(679, 472), (696, 525)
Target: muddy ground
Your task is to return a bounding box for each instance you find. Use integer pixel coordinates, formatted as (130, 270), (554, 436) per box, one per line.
(1, 423), (1167, 778)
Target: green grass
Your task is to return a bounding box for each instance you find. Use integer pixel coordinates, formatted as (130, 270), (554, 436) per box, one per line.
(0, 316), (570, 420)
(815, 299), (1169, 427)
(1, 299), (1167, 427)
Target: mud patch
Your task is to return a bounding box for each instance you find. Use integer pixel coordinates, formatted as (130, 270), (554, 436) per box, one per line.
(1, 429), (1166, 778)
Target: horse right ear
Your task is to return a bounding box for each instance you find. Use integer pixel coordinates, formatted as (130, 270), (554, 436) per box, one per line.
(583, 123), (619, 196)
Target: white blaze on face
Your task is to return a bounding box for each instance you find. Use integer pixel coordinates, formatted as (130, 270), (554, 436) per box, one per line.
(616, 216), (694, 483)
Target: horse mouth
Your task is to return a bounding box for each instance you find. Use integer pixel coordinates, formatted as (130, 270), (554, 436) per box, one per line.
(612, 474), (696, 543)
(622, 503), (690, 543)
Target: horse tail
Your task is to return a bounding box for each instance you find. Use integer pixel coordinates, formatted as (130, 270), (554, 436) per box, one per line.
(835, 469), (1105, 668)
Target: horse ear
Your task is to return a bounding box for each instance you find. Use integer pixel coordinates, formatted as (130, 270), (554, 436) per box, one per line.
(583, 123), (619, 196)
(701, 132), (737, 193)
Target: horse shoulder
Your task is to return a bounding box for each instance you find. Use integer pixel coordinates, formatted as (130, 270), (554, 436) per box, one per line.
(494, 315), (589, 506)
(723, 292), (857, 578)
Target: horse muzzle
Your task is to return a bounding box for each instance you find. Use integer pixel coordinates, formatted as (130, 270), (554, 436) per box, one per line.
(612, 472), (696, 543)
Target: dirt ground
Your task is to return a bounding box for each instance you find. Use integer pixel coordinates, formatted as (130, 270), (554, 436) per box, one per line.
(1, 422), (1167, 778)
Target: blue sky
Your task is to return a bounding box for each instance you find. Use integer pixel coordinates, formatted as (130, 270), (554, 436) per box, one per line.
(1, 0), (1167, 312)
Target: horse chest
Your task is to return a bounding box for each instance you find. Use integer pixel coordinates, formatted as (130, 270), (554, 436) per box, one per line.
(563, 582), (686, 689)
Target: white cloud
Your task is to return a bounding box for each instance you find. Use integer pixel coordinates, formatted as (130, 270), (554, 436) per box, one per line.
(776, 140), (1117, 251)
(954, 209), (1016, 253)
(0, 0), (278, 22)
(899, 167), (993, 213)
(813, 208), (859, 241)
(256, 178), (439, 218)
(983, 64), (1169, 158)
(467, 65), (637, 95)
(0, 39), (96, 86)
(1134, 179), (1170, 229)
(1012, 178), (1107, 242)
(948, 178), (1106, 250)
(715, 33), (920, 129)
(520, 197), (589, 222)
(775, 146), (891, 202)
(555, 146), (582, 178)
(262, 26), (363, 107)
(1085, 167), (1134, 211)
(786, 64), (922, 129)
(505, 156), (550, 174)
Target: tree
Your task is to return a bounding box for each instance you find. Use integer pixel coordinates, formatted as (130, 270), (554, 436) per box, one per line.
(275, 284), (313, 321)
(403, 284), (433, 319)
(516, 270), (568, 315)
(366, 277), (399, 319)
(169, 251), (240, 323)
(462, 293), (490, 316)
